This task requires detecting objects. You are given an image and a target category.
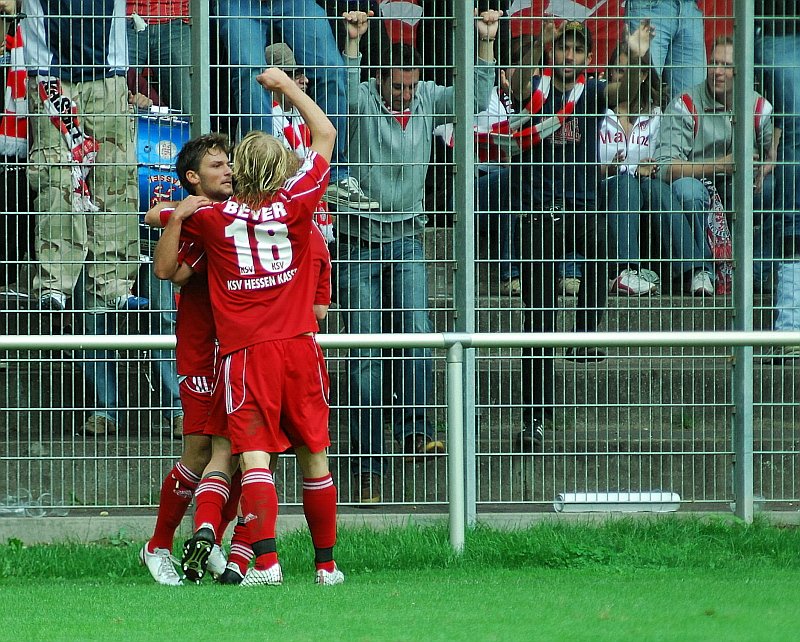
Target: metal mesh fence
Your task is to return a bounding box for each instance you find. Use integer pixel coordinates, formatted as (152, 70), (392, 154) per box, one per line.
(0, 1), (798, 516)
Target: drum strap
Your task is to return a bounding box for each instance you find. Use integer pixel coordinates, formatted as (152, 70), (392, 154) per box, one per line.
(37, 76), (100, 212)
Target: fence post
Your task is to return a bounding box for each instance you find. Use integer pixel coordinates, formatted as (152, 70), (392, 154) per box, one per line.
(189, 0), (211, 137)
(452, 0), (478, 527)
(732, 0), (756, 523)
(447, 341), (466, 552)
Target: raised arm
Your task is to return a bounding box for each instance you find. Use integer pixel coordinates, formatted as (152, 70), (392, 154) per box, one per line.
(510, 20), (557, 102)
(342, 9), (371, 59)
(606, 20), (655, 105)
(475, 8), (503, 64)
(257, 67), (336, 162)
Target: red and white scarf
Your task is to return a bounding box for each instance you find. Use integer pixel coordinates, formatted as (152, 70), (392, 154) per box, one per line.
(0, 24), (28, 157)
(490, 68), (586, 155)
(37, 77), (100, 212)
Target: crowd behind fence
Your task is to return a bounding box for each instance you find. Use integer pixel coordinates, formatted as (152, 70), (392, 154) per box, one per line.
(0, 1), (798, 518)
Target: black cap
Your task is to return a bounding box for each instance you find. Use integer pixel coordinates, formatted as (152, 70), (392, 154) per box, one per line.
(558, 20), (593, 52)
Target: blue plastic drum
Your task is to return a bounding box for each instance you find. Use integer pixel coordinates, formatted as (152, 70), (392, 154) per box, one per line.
(137, 110), (189, 256)
(136, 110), (189, 213)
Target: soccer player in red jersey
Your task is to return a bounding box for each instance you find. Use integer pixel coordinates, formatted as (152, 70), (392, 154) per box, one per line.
(160, 67), (342, 587)
(138, 133), (235, 585)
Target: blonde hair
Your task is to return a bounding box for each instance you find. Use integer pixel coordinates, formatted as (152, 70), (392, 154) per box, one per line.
(232, 131), (300, 207)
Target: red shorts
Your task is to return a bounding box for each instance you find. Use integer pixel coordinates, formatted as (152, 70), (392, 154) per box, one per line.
(219, 336), (330, 455)
(178, 376), (213, 436)
(206, 369), (230, 438)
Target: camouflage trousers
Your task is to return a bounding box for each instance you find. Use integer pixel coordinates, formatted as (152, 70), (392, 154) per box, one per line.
(27, 75), (140, 309)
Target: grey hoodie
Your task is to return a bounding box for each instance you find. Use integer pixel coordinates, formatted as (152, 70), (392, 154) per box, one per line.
(337, 53), (495, 242)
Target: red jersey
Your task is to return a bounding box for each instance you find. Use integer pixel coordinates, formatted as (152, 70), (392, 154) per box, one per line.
(174, 238), (216, 376)
(127, 0), (189, 24)
(311, 222), (331, 306)
(180, 151), (330, 356)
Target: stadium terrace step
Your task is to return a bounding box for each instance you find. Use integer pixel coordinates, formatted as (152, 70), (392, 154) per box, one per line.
(1, 431), (796, 508)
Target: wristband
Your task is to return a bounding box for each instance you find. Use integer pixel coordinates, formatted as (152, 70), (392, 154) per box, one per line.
(159, 209), (171, 227)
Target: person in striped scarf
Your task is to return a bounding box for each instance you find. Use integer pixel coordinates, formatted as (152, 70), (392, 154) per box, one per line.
(507, 19), (654, 452)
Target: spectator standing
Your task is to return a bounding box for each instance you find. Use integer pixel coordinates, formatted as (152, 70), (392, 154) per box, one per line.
(600, 43), (665, 296)
(625, 0), (706, 99)
(127, 0), (193, 437)
(126, 0), (191, 113)
(337, 8), (500, 503)
(508, 20), (654, 451)
(651, 36), (774, 297)
(756, 0), (800, 360)
(22, 0), (143, 435)
(214, 0), (378, 210)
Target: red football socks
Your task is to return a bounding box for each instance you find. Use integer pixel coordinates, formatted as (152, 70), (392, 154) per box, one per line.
(302, 474), (337, 572)
(193, 472), (231, 536)
(240, 468), (279, 570)
(148, 461), (200, 552)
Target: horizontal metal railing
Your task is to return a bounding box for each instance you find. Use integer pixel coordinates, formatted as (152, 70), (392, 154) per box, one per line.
(3, 329), (799, 549)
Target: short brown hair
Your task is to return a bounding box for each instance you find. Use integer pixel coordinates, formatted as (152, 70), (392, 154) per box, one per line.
(176, 133), (231, 195)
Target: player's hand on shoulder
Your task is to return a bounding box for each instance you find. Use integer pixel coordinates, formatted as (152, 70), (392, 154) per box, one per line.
(144, 200), (176, 228)
(173, 195), (211, 222)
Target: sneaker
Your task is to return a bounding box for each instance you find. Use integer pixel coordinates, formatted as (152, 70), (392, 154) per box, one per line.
(241, 563), (283, 587)
(688, 270), (714, 297)
(315, 564), (345, 586)
(324, 177), (379, 210)
(114, 295), (150, 310)
(181, 528), (214, 583)
(207, 543), (227, 579)
(39, 292), (66, 311)
(765, 345), (800, 363)
(563, 346), (607, 362)
(81, 414), (117, 436)
(139, 544), (183, 586)
(358, 473), (382, 504)
(609, 269), (657, 296)
(171, 415), (184, 440)
(558, 277), (581, 296)
(500, 277), (521, 296)
(513, 416), (551, 452)
(218, 562), (245, 585)
(403, 434), (446, 462)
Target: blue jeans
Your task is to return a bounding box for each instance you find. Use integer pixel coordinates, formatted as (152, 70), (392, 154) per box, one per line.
(475, 166), (519, 281)
(76, 267), (182, 425)
(757, 30), (800, 330)
(336, 235), (435, 476)
(140, 266), (182, 421)
(626, 0), (706, 99)
(127, 19), (192, 113)
(774, 262), (800, 332)
(650, 177), (713, 278)
(756, 31), (800, 249)
(214, 0), (349, 181)
(603, 173), (659, 268)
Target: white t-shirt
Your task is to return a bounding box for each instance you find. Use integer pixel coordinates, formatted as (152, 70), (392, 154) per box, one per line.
(598, 107), (662, 175)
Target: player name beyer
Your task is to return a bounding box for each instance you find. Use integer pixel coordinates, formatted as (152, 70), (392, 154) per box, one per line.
(221, 199), (289, 222)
